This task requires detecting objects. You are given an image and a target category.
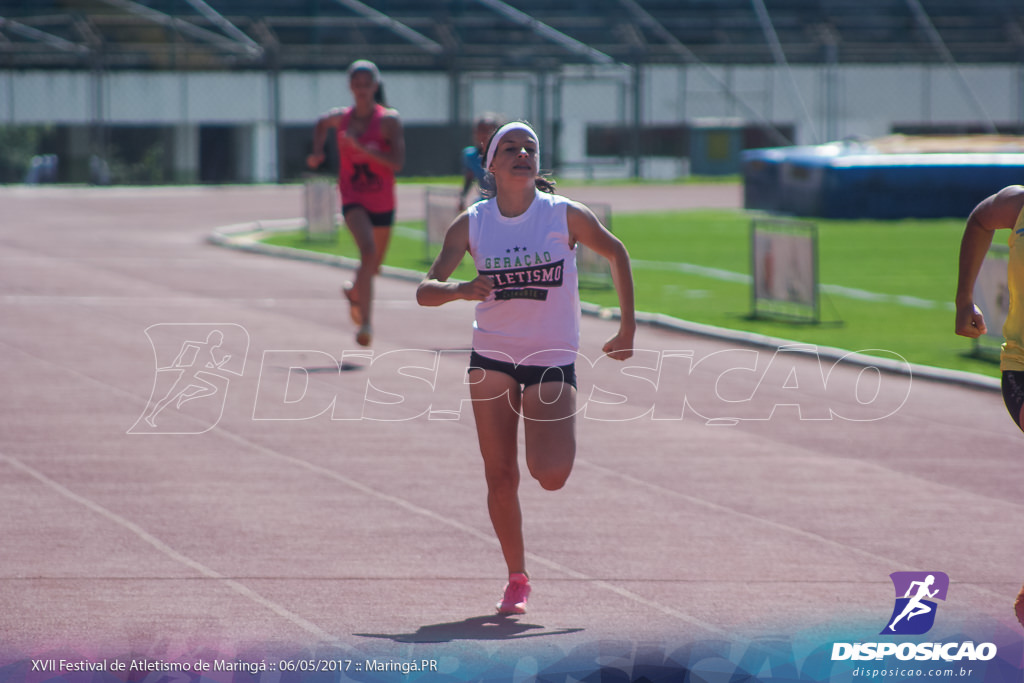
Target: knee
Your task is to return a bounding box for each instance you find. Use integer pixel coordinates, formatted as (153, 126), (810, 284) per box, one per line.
(529, 461), (573, 491)
(359, 243), (377, 263)
(537, 471), (569, 491)
(485, 467), (520, 498)
(526, 437), (575, 491)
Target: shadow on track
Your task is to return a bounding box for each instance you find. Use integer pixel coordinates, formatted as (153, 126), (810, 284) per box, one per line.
(355, 615), (584, 643)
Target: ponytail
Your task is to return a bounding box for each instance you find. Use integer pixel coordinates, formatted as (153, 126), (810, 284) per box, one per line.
(535, 175), (556, 194)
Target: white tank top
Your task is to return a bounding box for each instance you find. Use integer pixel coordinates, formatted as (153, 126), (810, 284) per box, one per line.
(468, 189), (580, 366)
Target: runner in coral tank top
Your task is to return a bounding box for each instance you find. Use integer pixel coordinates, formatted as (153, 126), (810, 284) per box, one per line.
(307, 60), (405, 347)
(336, 103), (396, 216)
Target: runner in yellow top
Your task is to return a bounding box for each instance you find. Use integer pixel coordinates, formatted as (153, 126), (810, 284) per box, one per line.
(953, 183), (1024, 629)
(956, 185), (1024, 382)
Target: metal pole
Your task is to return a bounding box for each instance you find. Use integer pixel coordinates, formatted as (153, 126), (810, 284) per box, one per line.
(270, 61), (282, 183)
(905, 0), (998, 133)
(91, 55), (107, 177)
(95, 0), (260, 56)
(552, 74), (562, 171)
(0, 17), (89, 54)
(750, 0), (819, 143)
(448, 65), (461, 126)
(331, 0), (443, 54)
(182, 0), (262, 53)
(618, 0), (792, 146)
(631, 64), (642, 179)
(536, 70), (548, 170)
(475, 0), (616, 66)
(823, 36), (838, 142)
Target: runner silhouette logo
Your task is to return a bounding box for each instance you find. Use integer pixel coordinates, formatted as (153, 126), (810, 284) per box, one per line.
(881, 572), (949, 635)
(129, 323), (249, 435)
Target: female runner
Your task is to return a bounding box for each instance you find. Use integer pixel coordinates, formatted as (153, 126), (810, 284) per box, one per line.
(308, 59), (405, 346)
(953, 184), (1024, 628)
(417, 121), (635, 614)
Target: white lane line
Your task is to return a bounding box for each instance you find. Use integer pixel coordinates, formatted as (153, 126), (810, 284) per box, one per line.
(205, 423), (734, 637)
(0, 337), (732, 637)
(4, 332), (1005, 636)
(574, 458), (1013, 604)
(0, 453), (341, 646)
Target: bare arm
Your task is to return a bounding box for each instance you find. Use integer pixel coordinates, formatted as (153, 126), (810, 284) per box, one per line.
(567, 202), (636, 360)
(955, 185), (1024, 337)
(306, 109), (344, 170)
(459, 168), (475, 211)
(416, 214), (493, 306)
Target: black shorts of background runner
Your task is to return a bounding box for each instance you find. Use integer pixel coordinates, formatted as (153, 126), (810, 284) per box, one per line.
(342, 203), (394, 228)
(468, 350), (577, 390)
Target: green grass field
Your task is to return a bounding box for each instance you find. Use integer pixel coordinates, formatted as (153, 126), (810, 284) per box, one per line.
(261, 207), (1001, 378)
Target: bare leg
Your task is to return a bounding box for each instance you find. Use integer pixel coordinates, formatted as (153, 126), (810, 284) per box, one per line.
(371, 225), (392, 275)
(342, 208), (376, 342)
(469, 368), (525, 576)
(1015, 583), (1024, 628)
(522, 381), (577, 491)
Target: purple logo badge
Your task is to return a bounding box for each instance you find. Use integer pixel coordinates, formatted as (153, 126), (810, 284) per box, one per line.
(881, 571), (949, 635)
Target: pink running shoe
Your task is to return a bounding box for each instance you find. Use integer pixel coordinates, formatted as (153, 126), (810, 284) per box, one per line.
(496, 573), (531, 615)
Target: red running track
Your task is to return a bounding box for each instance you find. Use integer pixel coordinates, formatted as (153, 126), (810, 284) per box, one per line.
(0, 183), (1020, 677)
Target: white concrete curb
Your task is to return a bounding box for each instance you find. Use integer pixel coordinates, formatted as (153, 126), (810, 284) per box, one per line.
(207, 218), (427, 284)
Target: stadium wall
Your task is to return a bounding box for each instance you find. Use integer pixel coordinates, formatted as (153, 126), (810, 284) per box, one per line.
(2, 63), (1022, 184)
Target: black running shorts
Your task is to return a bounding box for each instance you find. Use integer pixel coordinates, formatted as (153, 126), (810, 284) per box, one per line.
(342, 203), (394, 228)
(1002, 370), (1024, 431)
(468, 350), (577, 390)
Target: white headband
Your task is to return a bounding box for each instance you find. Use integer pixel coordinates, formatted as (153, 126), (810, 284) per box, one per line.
(484, 122), (540, 172)
(347, 59), (380, 83)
